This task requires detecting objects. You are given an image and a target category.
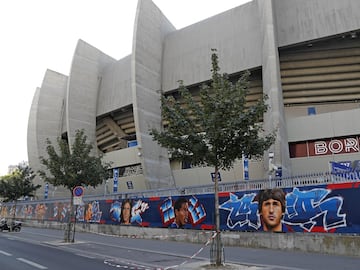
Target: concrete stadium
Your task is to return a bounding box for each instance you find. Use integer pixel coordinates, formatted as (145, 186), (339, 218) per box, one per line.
(27, 0), (360, 198)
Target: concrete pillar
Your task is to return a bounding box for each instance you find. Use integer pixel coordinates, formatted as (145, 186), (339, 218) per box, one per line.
(132, 0), (176, 189)
(257, 0), (291, 177)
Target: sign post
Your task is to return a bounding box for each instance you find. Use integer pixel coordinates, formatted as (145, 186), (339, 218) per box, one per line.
(71, 186), (84, 243)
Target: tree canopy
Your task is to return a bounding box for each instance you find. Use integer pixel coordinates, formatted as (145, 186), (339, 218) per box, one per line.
(38, 129), (111, 193)
(0, 163), (40, 202)
(150, 49), (275, 171)
(38, 129), (111, 242)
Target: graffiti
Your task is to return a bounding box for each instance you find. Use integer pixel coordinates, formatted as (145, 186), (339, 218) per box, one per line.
(1, 183), (355, 233)
(109, 201), (122, 222)
(188, 196), (206, 225)
(131, 199), (149, 224)
(219, 193), (259, 230)
(20, 204), (34, 219)
(284, 187), (346, 232)
(0, 205), (8, 218)
(35, 204), (47, 220)
(76, 205), (85, 222)
(84, 201), (102, 223)
(52, 202), (70, 221)
(159, 197), (175, 226)
(220, 188), (346, 232)
(159, 196), (206, 227)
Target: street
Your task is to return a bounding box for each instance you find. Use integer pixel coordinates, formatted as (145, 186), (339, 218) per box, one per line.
(0, 227), (359, 269)
(0, 233), (107, 270)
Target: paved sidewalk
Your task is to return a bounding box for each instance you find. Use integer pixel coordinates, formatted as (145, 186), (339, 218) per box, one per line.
(176, 261), (266, 270)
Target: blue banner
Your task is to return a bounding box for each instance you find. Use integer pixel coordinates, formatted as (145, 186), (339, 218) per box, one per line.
(243, 156), (249, 180)
(330, 161), (352, 173)
(44, 183), (49, 199)
(113, 168), (119, 193)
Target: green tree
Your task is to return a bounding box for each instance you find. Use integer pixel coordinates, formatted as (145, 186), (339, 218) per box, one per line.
(150, 49), (275, 265)
(0, 163), (40, 230)
(38, 129), (111, 242)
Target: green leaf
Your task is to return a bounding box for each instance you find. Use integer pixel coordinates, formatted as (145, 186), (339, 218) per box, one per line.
(150, 49), (275, 171)
(38, 129), (112, 192)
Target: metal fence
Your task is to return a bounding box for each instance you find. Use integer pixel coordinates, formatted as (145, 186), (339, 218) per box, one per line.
(13, 171), (358, 205)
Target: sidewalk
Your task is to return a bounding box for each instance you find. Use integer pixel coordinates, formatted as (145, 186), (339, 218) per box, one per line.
(176, 261), (265, 270)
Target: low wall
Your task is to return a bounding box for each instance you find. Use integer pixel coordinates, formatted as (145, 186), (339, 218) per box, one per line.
(25, 220), (360, 258)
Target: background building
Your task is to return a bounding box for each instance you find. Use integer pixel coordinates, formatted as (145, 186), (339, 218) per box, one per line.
(27, 0), (360, 198)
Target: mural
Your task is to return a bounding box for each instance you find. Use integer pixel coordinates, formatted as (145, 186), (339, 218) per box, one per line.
(1, 182), (359, 233)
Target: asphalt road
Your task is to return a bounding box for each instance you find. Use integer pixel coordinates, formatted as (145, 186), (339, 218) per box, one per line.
(0, 227), (359, 269)
(0, 234), (108, 270)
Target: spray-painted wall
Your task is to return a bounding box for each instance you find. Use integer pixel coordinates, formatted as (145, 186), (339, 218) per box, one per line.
(1, 181), (359, 233)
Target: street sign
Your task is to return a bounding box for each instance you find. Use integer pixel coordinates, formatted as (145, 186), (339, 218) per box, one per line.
(73, 186), (84, 197)
(126, 181), (134, 189)
(73, 196), (84, 205)
(211, 172), (221, 182)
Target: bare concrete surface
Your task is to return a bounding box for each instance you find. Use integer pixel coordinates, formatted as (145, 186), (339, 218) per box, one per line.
(176, 261), (266, 270)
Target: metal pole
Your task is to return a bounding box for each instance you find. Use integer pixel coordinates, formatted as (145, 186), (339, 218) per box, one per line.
(213, 167), (223, 265)
(268, 152), (274, 188)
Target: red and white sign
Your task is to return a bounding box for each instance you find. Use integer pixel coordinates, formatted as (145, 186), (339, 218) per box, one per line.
(290, 136), (360, 158)
(73, 186), (84, 197)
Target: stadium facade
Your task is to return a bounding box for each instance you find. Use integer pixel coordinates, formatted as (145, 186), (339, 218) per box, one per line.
(27, 0), (360, 198)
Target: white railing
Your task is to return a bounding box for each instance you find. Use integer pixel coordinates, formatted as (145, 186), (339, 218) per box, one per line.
(12, 171), (360, 204)
(81, 171), (359, 201)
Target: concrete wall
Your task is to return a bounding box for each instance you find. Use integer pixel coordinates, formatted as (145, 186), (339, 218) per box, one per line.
(27, 87), (40, 187)
(288, 108), (360, 142)
(172, 160), (265, 187)
(97, 55), (132, 116)
(162, 1), (261, 91)
(275, 0), (360, 47)
(131, 0), (176, 189)
(26, 221), (360, 258)
(66, 39), (116, 150)
(290, 154), (360, 175)
(27, 70), (68, 196)
(257, 0), (291, 177)
(103, 147), (141, 168)
(284, 103), (359, 119)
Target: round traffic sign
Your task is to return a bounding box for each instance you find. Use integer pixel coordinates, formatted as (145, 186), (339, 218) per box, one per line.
(73, 186), (84, 197)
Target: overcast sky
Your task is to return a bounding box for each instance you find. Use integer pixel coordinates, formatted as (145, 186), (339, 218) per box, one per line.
(0, 0), (249, 176)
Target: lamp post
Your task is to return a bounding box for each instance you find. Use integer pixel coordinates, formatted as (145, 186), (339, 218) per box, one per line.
(104, 179), (109, 196)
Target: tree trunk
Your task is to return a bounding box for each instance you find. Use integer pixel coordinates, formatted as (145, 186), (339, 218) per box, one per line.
(10, 201), (17, 232)
(214, 166), (223, 265)
(64, 191), (74, 242)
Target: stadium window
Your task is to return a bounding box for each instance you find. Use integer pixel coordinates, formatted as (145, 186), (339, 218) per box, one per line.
(182, 160), (192, 169)
(307, 107), (316, 115)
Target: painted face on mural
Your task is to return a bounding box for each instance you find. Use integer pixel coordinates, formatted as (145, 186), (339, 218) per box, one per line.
(121, 201), (132, 224)
(260, 198), (283, 232)
(175, 202), (189, 227)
